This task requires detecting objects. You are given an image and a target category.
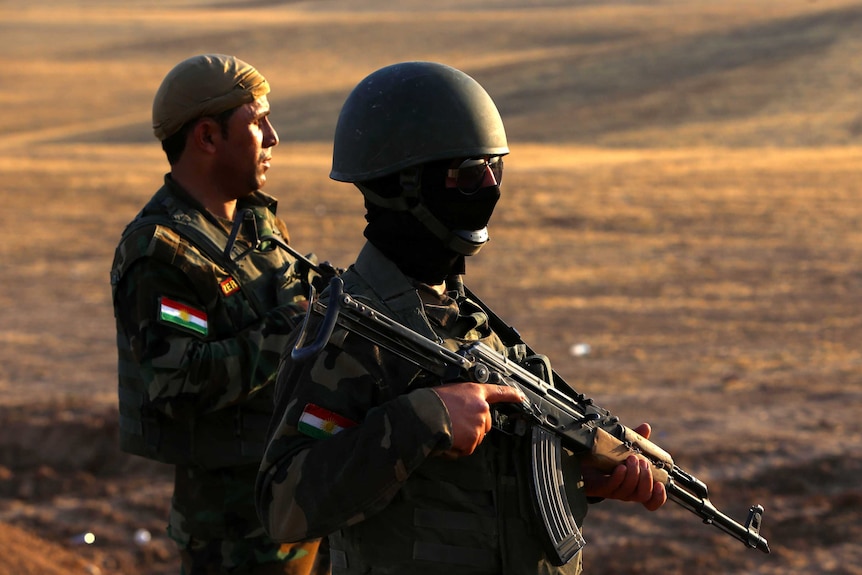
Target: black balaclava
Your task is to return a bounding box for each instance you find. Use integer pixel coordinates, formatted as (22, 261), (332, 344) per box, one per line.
(362, 160), (500, 285)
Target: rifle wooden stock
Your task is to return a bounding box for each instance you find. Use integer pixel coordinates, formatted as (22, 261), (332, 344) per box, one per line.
(586, 427), (671, 486)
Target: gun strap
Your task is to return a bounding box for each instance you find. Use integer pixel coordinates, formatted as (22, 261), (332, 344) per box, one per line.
(463, 285), (580, 395)
(462, 285), (527, 349)
(125, 214), (271, 320)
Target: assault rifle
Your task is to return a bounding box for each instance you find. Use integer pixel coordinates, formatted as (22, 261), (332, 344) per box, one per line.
(292, 277), (771, 565)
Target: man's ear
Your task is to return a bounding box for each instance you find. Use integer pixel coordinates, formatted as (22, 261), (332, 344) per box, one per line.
(191, 118), (219, 152)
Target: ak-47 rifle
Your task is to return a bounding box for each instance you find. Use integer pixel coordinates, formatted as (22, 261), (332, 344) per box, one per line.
(291, 277), (770, 565)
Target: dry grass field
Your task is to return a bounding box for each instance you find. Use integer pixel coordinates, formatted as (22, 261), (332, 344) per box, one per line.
(2, 0), (862, 573)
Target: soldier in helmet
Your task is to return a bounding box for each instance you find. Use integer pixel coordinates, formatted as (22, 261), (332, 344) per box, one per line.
(111, 54), (323, 574)
(256, 61), (666, 574)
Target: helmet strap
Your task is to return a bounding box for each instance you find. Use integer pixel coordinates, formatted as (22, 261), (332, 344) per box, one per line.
(399, 168), (486, 257)
(356, 167), (488, 257)
(355, 182), (411, 211)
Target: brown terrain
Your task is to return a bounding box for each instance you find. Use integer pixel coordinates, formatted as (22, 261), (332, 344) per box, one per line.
(2, 1), (862, 573)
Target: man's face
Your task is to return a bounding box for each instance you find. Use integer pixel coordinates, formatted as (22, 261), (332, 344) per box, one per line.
(214, 95), (279, 197)
(422, 155), (503, 235)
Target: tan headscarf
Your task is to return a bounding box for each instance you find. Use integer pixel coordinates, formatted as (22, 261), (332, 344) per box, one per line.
(152, 54), (270, 141)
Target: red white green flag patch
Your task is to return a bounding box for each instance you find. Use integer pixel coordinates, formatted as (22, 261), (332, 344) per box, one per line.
(298, 404), (356, 439)
(159, 297), (208, 336)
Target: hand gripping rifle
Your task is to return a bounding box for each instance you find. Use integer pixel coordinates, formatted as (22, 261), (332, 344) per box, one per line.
(292, 277), (771, 565)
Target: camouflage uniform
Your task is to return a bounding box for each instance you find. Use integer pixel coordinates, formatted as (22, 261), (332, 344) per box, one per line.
(257, 243), (587, 575)
(111, 175), (321, 574)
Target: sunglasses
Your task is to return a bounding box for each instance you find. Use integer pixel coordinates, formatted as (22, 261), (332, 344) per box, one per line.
(446, 156), (504, 194)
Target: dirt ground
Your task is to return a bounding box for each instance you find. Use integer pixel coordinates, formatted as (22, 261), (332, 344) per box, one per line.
(2, 1), (862, 574)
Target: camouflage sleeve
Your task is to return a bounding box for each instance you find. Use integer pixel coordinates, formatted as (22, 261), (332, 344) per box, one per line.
(115, 257), (304, 414)
(256, 330), (453, 542)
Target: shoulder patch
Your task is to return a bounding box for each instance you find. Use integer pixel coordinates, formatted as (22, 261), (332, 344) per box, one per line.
(298, 404), (357, 439)
(219, 276), (240, 297)
(159, 296), (208, 336)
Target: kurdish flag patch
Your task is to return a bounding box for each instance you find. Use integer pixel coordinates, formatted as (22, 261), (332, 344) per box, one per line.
(298, 404), (356, 440)
(159, 297), (208, 336)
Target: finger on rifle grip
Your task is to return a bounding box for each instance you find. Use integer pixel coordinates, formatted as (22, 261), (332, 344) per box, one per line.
(618, 426), (675, 469)
(589, 428), (671, 485)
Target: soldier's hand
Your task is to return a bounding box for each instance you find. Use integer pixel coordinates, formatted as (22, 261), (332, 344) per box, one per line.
(432, 383), (526, 458)
(274, 260), (306, 306)
(311, 261), (344, 293)
(581, 422), (667, 511)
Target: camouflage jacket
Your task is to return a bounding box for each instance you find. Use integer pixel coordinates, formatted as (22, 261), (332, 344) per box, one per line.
(111, 175), (308, 541)
(257, 242), (586, 574)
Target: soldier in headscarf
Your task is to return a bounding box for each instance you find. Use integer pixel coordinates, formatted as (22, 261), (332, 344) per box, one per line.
(111, 54), (324, 574)
(256, 61), (666, 575)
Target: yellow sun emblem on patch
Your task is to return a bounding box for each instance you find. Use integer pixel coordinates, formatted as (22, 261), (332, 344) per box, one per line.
(322, 419), (337, 434)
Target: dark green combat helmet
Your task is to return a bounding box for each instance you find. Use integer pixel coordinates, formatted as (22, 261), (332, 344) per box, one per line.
(331, 61), (508, 181)
(331, 61), (509, 256)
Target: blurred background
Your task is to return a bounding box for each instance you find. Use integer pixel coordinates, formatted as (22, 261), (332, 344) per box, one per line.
(1, 1), (861, 573)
